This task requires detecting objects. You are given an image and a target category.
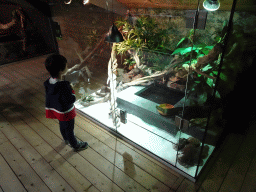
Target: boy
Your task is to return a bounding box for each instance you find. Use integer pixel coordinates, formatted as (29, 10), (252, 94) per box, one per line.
(44, 54), (88, 152)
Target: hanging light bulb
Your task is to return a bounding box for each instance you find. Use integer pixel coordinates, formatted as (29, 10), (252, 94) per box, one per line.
(83, 0), (89, 4)
(105, 24), (124, 43)
(64, 0), (72, 4)
(203, 0), (220, 11)
(64, 0), (89, 5)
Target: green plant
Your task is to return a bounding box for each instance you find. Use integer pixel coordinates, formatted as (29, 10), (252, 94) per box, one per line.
(115, 16), (172, 71)
(116, 16), (171, 52)
(146, 52), (173, 71)
(168, 22), (231, 106)
(81, 95), (94, 103)
(123, 58), (136, 66)
(87, 29), (100, 47)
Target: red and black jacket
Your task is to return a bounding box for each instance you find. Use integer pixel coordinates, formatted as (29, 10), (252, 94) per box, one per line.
(44, 77), (76, 121)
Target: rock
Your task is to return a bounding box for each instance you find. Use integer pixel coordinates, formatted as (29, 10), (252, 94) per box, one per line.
(201, 145), (210, 159)
(166, 80), (186, 91)
(169, 76), (178, 82)
(123, 73), (132, 83)
(128, 68), (142, 76)
(178, 144), (200, 168)
(100, 86), (110, 94)
(173, 138), (188, 151)
(123, 68), (144, 83)
(132, 73), (144, 81)
(187, 137), (201, 147)
(116, 68), (124, 77)
(176, 137), (208, 168)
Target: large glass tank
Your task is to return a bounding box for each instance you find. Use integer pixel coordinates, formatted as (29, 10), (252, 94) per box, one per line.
(61, 0), (256, 181)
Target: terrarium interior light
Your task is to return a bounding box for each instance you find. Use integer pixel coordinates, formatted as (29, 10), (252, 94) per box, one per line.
(203, 0), (220, 11)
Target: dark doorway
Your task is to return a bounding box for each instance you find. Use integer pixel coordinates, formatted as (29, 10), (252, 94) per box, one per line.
(0, 0), (57, 65)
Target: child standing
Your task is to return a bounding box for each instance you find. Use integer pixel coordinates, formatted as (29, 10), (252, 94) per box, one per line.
(44, 54), (88, 152)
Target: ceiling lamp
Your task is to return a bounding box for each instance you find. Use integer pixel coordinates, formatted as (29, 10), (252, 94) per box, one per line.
(83, 0), (89, 4)
(64, 0), (72, 4)
(203, 0), (220, 11)
(104, 0), (124, 43)
(105, 24), (124, 43)
(64, 0), (89, 5)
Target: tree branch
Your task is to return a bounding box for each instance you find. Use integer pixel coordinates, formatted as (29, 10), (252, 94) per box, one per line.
(65, 35), (105, 76)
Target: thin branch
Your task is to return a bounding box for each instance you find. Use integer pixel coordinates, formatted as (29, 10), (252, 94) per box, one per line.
(65, 35), (105, 75)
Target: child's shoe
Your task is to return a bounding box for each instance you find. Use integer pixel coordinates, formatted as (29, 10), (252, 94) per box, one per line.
(74, 141), (89, 152)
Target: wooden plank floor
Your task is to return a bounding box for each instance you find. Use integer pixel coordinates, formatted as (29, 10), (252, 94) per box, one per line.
(0, 55), (256, 192)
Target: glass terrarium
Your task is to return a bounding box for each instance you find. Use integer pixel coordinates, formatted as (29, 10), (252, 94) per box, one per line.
(62, 0), (256, 181)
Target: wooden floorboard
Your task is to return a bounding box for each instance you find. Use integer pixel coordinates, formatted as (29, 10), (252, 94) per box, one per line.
(4, 56), (185, 191)
(0, 56), (181, 191)
(1, 71), (124, 191)
(1, 56), (256, 192)
(0, 135), (27, 192)
(219, 123), (256, 192)
(18, 57), (185, 190)
(0, 131), (52, 192)
(240, 144), (256, 192)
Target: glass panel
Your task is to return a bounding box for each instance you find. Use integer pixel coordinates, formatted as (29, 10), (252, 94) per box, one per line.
(177, 2), (237, 177)
(72, 42), (118, 130)
(193, 0), (256, 177)
(67, 0), (256, 180)
(115, 50), (182, 165)
(114, 11), (192, 170)
(61, 3), (119, 131)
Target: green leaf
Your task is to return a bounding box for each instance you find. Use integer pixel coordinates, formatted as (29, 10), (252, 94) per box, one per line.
(202, 64), (212, 72)
(171, 48), (186, 55)
(205, 46), (214, 49)
(195, 81), (201, 84)
(172, 47), (196, 55)
(220, 72), (228, 81)
(206, 78), (214, 88)
(176, 37), (186, 47)
(213, 71), (218, 75)
(182, 64), (190, 69)
(215, 90), (221, 99)
(201, 46), (214, 55)
(201, 49), (210, 55)
(214, 36), (222, 43)
(194, 44), (205, 49)
(198, 92), (208, 105)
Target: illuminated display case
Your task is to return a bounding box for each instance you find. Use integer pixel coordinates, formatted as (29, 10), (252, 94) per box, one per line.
(56, 0), (256, 181)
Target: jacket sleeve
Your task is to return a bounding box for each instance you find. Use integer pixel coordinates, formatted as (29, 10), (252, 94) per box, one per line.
(59, 81), (76, 106)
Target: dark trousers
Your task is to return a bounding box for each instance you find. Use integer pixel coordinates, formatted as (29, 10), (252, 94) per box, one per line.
(59, 118), (77, 148)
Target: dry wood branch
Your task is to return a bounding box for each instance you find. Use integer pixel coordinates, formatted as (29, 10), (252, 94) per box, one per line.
(0, 19), (16, 30)
(121, 69), (167, 88)
(81, 66), (92, 78)
(196, 43), (222, 68)
(120, 56), (184, 89)
(120, 45), (220, 88)
(80, 93), (110, 107)
(0, 9), (20, 30)
(65, 35), (105, 76)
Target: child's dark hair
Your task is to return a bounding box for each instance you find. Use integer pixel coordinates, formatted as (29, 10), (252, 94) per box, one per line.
(45, 54), (67, 78)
